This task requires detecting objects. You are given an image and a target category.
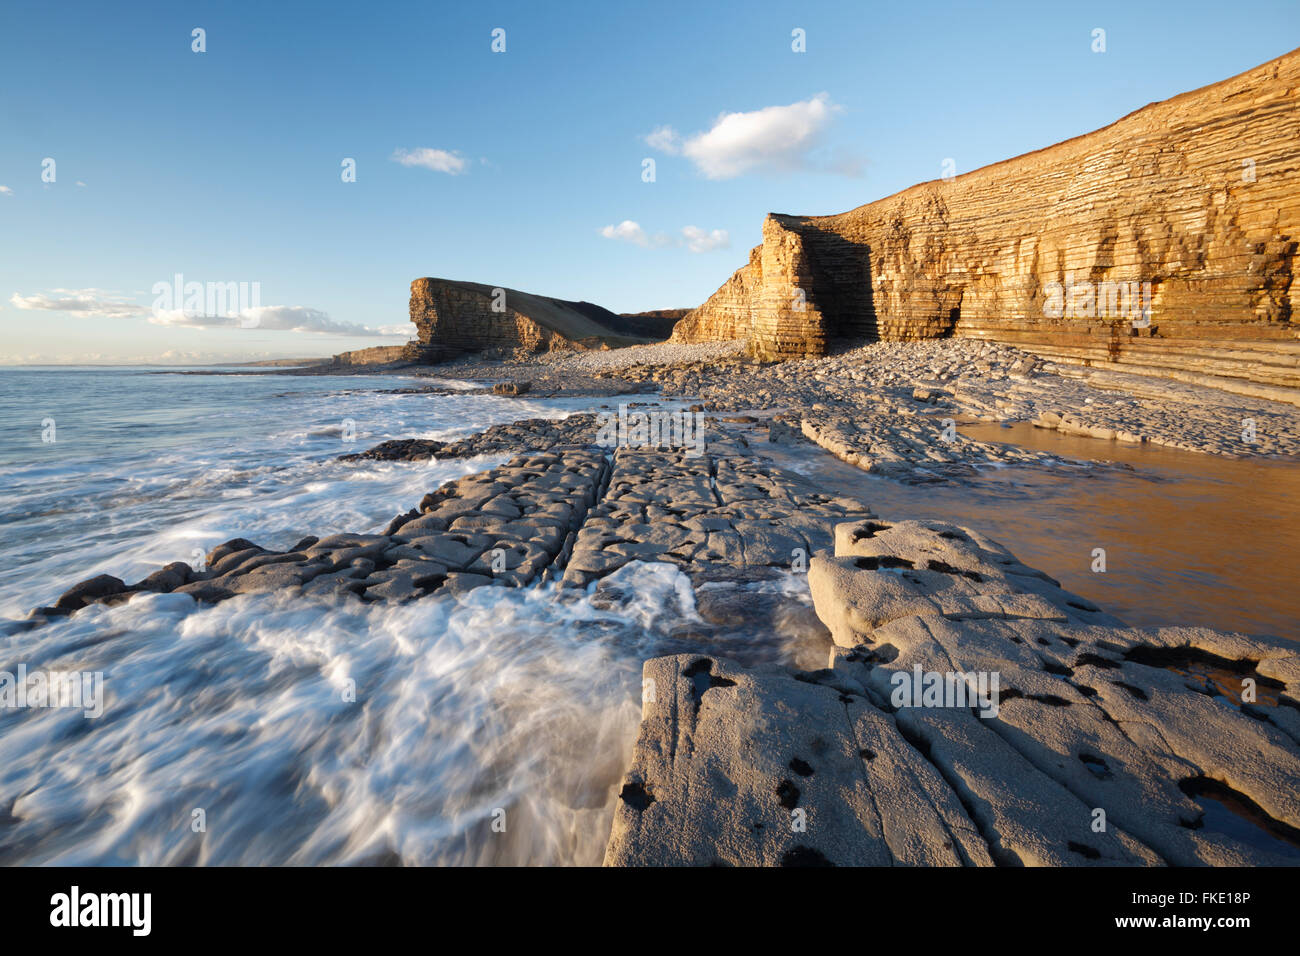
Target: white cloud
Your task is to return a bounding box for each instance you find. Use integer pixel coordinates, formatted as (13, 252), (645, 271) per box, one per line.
(391, 147), (469, 174)
(646, 93), (845, 179)
(599, 222), (729, 253)
(643, 125), (681, 153)
(0, 185), (13, 195)
(9, 289), (150, 319)
(600, 220), (653, 246)
(681, 226), (730, 253)
(149, 305), (403, 337)
(10, 289), (403, 337)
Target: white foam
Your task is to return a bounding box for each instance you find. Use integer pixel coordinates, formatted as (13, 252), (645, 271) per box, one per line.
(0, 377), (596, 616)
(0, 571), (703, 864)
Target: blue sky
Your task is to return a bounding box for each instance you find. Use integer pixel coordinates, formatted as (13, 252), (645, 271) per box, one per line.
(1, 0), (1295, 363)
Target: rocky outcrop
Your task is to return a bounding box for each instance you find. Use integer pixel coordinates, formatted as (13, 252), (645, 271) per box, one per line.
(330, 345), (410, 366)
(35, 415), (876, 618)
(29, 395), (1300, 865)
(671, 216), (877, 359)
(36, 447), (612, 614)
(669, 245), (763, 346)
(605, 517), (1300, 866)
(671, 49), (1300, 395)
(405, 278), (673, 362)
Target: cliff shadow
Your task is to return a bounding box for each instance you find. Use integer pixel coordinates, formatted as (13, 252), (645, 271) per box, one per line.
(785, 219), (879, 349)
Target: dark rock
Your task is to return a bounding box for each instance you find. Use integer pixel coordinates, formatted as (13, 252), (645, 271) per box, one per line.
(208, 547), (265, 576)
(383, 510), (419, 536)
(135, 562), (193, 593)
(207, 538), (261, 568)
(53, 574), (127, 611)
(172, 581), (236, 604)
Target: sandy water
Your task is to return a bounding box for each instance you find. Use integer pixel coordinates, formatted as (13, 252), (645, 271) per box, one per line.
(765, 420), (1299, 643)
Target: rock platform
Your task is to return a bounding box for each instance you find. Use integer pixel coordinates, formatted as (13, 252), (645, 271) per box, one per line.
(35, 419), (873, 620)
(604, 516), (1300, 866)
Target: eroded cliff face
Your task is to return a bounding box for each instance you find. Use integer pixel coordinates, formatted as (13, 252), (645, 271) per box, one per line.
(405, 278), (584, 362)
(672, 49), (1300, 394)
(405, 278), (682, 361)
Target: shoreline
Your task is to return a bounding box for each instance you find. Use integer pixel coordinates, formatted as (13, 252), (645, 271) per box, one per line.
(179, 337), (1300, 459)
(11, 340), (1300, 865)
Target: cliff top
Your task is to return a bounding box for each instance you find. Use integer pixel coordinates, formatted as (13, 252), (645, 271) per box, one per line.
(766, 44), (1300, 229)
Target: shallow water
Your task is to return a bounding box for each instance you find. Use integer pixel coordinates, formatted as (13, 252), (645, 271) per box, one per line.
(767, 420), (1300, 643)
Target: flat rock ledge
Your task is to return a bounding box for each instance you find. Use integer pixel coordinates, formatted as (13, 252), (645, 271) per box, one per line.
(560, 438), (871, 588)
(35, 447), (609, 617)
(338, 414), (602, 462)
(35, 420), (874, 620)
(605, 518), (1300, 867)
(799, 409), (1060, 480)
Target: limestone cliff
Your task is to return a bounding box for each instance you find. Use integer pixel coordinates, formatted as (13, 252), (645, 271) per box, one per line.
(331, 345), (409, 366)
(672, 48), (1300, 395)
(405, 278), (669, 361)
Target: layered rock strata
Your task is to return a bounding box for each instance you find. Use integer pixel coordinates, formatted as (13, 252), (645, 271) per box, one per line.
(405, 278), (669, 362)
(604, 518), (1300, 866)
(671, 49), (1300, 395)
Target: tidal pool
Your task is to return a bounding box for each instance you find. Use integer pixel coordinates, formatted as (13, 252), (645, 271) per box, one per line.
(767, 420), (1300, 644)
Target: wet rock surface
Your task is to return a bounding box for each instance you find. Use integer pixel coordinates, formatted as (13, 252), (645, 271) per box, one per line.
(38, 418), (873, 624)
(37, 447), (610, 616)
(605, 515), (1300, 866)
(339, 414), (601, 461)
